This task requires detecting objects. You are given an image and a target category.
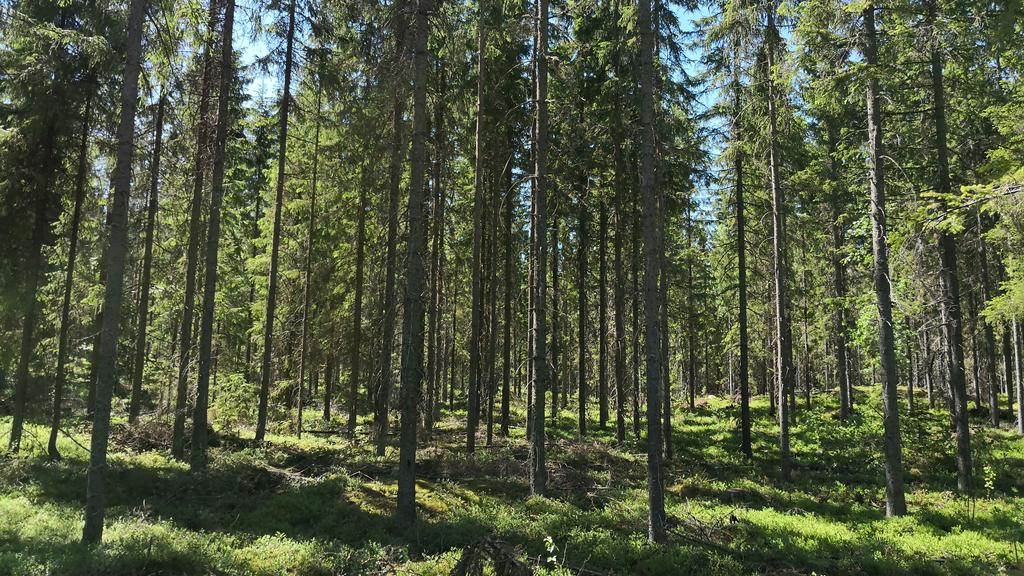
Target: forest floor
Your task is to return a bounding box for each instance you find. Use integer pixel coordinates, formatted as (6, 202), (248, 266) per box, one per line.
(1, 388), (1023, 576)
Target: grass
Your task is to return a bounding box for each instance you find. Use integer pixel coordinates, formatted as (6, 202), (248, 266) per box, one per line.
(1, 387), (1022, 575)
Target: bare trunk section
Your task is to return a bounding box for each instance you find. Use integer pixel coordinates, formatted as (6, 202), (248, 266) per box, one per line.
(191, 0), (235, 470)
(82, 0), (146, 543)
(865, 1), (907, 516)
(396, 0), (431, 523)
(128, 94), (164, 424)
(256, 0), (297, 443)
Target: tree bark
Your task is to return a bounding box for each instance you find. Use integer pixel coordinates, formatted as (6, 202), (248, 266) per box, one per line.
(530, 0), (550, 496)
(865, 1), (907, 515)
(128, 93), (164, 425)
(927, 0), (972, 491)
(82, 0), (146, 543)
(639, 0), (665, 542)
(174, 0), (220, 457)
(599, 198), (609, 428)
(765, 3), (793, 481)
(191, 0), (235, 470)
(396, 0), (431, 524)
(256, 0), (296, 443)
(467, 8), (486, 453)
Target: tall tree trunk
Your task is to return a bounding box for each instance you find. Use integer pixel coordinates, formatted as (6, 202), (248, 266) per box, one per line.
(547, 211), (560, 421)
(467, 9), (486, 453)
(396, 0), (431, 524)
(256, 0), (296, 443)
(296, 81), (322, 442)
(928, 0), (972, 491)
(732, 42), (751, 458)
(828, 124), (851, 420)
(375, 8), (408, 455)
(613, 99), (627, 443)
(865, 1), (907, 516)
(501, 163), (514, 434)
(426, 65), (447, 434)
(82, 0), (146, 543)
(639, 0), (665, 542)
(577, 161), (589, 436)
(348, 155), (368, 434)
(686, 204), (696, 411)
(191, 0), (234, 470)
(48, 95), (93, 459)
(174, 0), (220, 457)
(765, 3), (793, 481)
(530, 0), (550, 496)
(599, 198), (609, 428)
(128, 93), (165, 424)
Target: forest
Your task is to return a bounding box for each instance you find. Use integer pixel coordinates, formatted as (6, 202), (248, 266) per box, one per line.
(0, 0), (1022, 573)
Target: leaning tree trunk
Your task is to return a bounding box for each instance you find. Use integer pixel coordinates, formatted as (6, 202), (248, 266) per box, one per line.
(529, 0), (550, 497)
(82, 0), (146, 544)
(865, 0), (907, 516)
(191, 0), (235, 470)
(396, 0), (431, 524)
(48, 95), (93, 460)
(128, 93), (165, 424)
(639, 0), (665, 542)
(256, 0), (296, 443)
(927, 0), (972, 491)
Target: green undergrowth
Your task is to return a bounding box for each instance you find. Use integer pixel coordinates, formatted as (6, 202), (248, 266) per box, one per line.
(1, 388), (1022, 575)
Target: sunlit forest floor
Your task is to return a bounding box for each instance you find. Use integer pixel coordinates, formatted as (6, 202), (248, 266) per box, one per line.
(1, 387), (1022, 575)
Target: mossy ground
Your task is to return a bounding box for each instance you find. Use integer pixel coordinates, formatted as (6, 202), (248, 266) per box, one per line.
(1, 388), (1022, 575)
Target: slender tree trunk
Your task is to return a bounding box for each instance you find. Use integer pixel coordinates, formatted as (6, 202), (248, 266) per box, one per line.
(613, 105), (627, 443)
(501, 160), (514, 434)
(686, 205), (696, 411)
(48, 95), (93, 459)
(376, 8), (408, 455)
(599, 199), (609, 428)
(550, 213), (561, 421)
(191, 0), (234, 470)
(865, 1), (906, 515)
(530, 0), (550, 496)
(765, 4), (793, 481)
(128, 94), (165, 424)
(174, 0), (220, 457)
(467, 10), (486, 453)
(577, 162), (589, 436)
(639, 0), (665, 542)
(81, 0), (146, 543)
(295, 81), (322, 442)
(426, 66), (447, 434)
(348, 158), (368, 433)
(256, 0), (296, 443)
(1013, 319), (1022, 434)
(733, 42), (751, 459)
(927, 0), (972, 490)
(396, 0), (431, 524)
